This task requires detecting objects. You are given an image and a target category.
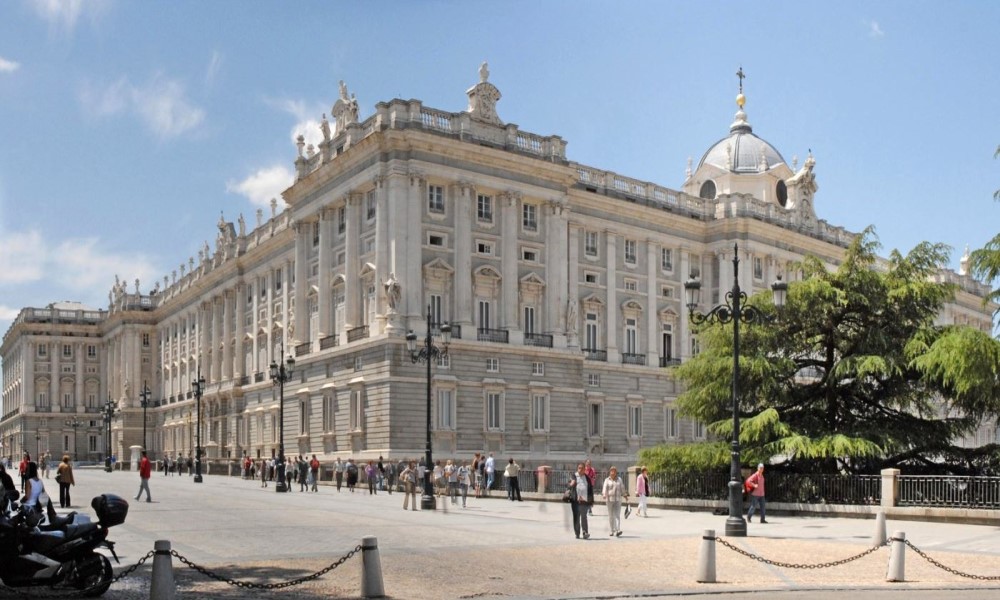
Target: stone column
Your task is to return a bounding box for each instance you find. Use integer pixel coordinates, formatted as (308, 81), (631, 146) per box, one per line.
(404, 177), (422, 322)
(605, 231), (619, 362)
(234, 283), (245, 380)
(23, 341), (34, 409)
(293, 223), (310, 344)
(373, 176), (389, 333)
(75, 342), (84, 410)
(50, 340), (59, 410)
(318, 209), (334, 338)
(646, 240), (659, 359)
(566, 224), (581, 349)
(344, 194), (361, 331)
(678, 249), (691, 361)
(501, 192), (520, 342)
(545, 201), (569, 348)
(200, 302), (211, 376)
(251, 278), (260, 375)
(880, 468), (900, 508)
(454, 183), (473, 327)
(222, 290), (233, 380)
(213, 297), (224, 382)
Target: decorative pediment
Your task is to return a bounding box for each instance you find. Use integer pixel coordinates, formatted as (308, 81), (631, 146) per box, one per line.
(332, 273), (346, 286)
(473, 265), (502, 280)
(658, 306), (679, 322)
(423, 258), (455, 279)
(359, 263), (377, 278)
(581, 293), (605, 309)
(621, 299), (644, 319)
(519, 272), (546, 286)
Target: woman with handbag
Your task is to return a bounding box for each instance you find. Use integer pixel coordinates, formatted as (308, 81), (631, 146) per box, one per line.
(56, 455), (75, 508)
(567, 463), (592, 539)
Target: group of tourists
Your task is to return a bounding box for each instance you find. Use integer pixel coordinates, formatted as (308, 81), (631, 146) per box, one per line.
(160, 453), (194, 476)
(241, 454), (321, 491)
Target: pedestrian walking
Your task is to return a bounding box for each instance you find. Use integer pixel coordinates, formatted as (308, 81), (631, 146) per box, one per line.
(377, 456), (386, 491)
(746, 463), (767, 523)
(584, 459), (597, 515)
(396, 459), (407, 492)
(472, 453), (483, 498)
(346, 459), (358, 492)
(334, 457), (344, 492)
(309, 455), (320, 492)
(259, 458), (268, 488)
(636, 466), (650, 517)
(568, 463), (592, 539)
(400, 461), (417, 510)
(383, 460), (395, 495)
(55, 455), (75, 508)
(444, 459), (458, 504)
(457, 460), (471, 507)
(298, 457), (309, 492)
(484, 452), (495, 496)
(135, 450), (152, 502)
(42, 452), (51, 479)
(365, 460), (377, 495)
(602, 466), (627, 537)
(18, 452), (30, 493)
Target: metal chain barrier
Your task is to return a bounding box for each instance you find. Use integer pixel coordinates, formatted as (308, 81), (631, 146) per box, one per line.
(713, 536), (887, 569)
(903, 539), (1000, 581)
(0, 550), (155, 598)
(170, 544), (363, 590)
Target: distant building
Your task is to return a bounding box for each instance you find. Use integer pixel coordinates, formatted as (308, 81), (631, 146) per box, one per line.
(2, 67), (994, 467)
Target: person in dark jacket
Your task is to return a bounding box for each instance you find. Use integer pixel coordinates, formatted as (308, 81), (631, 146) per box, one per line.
(568, 463), (593, 539)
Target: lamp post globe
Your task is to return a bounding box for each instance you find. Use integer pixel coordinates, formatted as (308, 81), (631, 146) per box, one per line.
(102, 396), (118, 472)
(684, 242), (785, 537)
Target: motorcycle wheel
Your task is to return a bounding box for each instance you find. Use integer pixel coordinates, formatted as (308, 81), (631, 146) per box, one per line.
(73, 552), (113, 597)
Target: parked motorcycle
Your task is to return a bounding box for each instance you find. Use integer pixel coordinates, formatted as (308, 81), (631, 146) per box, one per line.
(0, 493), (128, 597)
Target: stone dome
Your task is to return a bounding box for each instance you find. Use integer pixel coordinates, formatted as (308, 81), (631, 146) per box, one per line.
(697, 108), (786, 174)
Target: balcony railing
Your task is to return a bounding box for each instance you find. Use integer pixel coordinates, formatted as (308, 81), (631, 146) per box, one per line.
(295, 342), (312, 357)
(320, 335), (340, 350)
(477, 328), (509, 344)
(431, 324), (461, 340)
(622, 353), (646, 366)
(347, 326), (369, 343)
(524, 333), (553, 348)
(582, 348), (607, 362)
(254, 372), (265, 383)
(238, 375), (250, 386)
(659, 357), (681, 367)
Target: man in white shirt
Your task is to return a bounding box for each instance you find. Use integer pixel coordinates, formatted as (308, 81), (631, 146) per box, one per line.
(484, 453), (496, 496)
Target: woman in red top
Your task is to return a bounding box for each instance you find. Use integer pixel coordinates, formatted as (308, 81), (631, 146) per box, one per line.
(746, 463), (767, 523)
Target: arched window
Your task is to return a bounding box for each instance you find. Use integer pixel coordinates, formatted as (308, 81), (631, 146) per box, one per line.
(699, 180), (717, 200)
(776, 180), (788, 207)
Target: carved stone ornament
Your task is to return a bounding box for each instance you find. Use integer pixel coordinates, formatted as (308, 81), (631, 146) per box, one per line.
(466, 62), (502, 125)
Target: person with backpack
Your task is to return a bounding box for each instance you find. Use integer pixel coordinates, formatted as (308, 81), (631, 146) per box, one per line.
(346, 458), (359, 492)
(746, 463), (767, 523)
(400, 461), (417, 511)
(309, 455), (320, 492)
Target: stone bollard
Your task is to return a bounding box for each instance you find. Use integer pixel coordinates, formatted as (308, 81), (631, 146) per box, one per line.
(696, 529), (717, 583)
(149, 540), (176, 600)
(361, 536), (385, 598)
(886, 531), (906, 582)
(872, 511), (887, 547)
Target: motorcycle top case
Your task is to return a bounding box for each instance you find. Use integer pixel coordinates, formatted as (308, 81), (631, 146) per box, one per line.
(91, 494), (129, 527)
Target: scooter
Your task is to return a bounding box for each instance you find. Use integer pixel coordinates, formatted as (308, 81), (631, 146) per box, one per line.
(0, 493), (128, 597)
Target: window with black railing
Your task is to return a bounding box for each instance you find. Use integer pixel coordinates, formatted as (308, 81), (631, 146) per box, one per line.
(659, 356), (681, 367)
(477, 328), (509, 343)
(347, 325), (370, 342)
(621, 352), (646, 365)
(582, 348), (607, 361)
(524, 332), (553, 347)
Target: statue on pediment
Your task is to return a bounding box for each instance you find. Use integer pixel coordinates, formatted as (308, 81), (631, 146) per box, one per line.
(332, 80), (359, 135)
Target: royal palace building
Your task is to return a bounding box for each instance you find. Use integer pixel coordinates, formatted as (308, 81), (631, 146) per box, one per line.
(2, 66), (995, 467)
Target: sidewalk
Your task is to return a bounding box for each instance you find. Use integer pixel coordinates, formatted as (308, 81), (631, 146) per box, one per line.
(58, 468), (1000, 599)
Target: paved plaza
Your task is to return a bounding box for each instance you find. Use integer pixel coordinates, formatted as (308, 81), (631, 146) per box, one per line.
(24, 467), (1000, 599)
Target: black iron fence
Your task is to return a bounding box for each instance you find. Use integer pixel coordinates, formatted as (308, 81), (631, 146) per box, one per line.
(898, 475), (1000, 509)
(645, 471), (881, 505)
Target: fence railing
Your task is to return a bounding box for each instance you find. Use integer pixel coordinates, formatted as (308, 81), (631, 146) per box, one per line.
(645, 471), (881, 505)
(898, 475), (1000, 509)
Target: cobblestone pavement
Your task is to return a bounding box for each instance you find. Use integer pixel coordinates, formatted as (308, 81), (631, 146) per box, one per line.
(13, 468), (1000, 599)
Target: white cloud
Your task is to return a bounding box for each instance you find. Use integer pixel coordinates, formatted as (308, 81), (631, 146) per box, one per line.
(866, 19), (885, 38)
(0, 228), (158, 292)
(28, 0), (109, 33)
(0, 56), (20, 73)
(265, 96), (327, 150)
(226, 165), (294, 208)
(0, 305), (19, 320)
(205, 50), (224, 86)
(79, 74), (205, 138)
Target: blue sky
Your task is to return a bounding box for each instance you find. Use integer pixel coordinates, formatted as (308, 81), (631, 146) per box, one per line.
(1, 1), (998, 341)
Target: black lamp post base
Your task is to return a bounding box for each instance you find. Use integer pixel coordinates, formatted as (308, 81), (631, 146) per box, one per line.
(725, 515), (747, 537)
(420, 493), (436, 510)
(275, 482), (288, 493)
(726, 480), (747, 536)
(193, 474), (203, 483)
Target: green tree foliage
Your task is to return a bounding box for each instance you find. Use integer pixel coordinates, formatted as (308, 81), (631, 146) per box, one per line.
(967, 145), (1000, 320)
(640, 227), (1000, 475)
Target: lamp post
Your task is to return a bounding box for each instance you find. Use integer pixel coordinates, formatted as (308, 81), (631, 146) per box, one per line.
(192, 370), (205, 483)
(405, 307), (452, 510)
(65, 416), (82, 461)
(139, 381), (151, 452)
(102, 395), (118, 472)
(684, 242), (787, 537)
(35, 434), (40, 460)
(269, 339), (296, 493)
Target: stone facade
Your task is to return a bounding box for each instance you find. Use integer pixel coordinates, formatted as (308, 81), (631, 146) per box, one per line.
(2, 67), (995, 468)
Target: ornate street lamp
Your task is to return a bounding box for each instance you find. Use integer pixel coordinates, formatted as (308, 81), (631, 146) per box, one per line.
(269, 339), (296, 493)
(405, 307), (451, 510)
(684, 242), (786, 537)
(192, 370), (205, 483)
(64, 416), (82, 460)
(102, 395), (119, 472)
(139, 381), (151, 452)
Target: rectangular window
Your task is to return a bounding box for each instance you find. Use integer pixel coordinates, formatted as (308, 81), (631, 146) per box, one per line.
(87, 345), (96, 358)
(142, 333), (150, 347)
(661, 248), (673, 272)
(629, 405), (642, 438)
(275, 268), (282, 291)
(624, 278), (637, 292)
(521, 248), (538, 262)
(486, 358), (500, 373)
(37, 392), (48, 407)
(436, 353), (450, 368)
(585, 313), (598, 350)
(350, 389), (364, 431)
(486, 392), (503, 430)
(584, 272), (598, 284)
(587, 373), (600, 387)
(89, 435), (99, 453)
(88, 393), (97, 408)
(312, 222), (320, 246)
(476, 241), (493, 256)
(428, 185), (444, 213)
(666, 407), (678, 439)
(584, 231), (599, 257)
(437, 389), (454, 429)
(694, 421), (706, 439)
(63, 344), (72, 358)
(661, 286), (673, 298)
(478, 301), (491, 330)
(625, 318), (638, 354)
(624, 239), (637, 265)
(531, 394), (548, 432)
(322, 393), (335, 432)
(532, 361), (544, 376)
(429, 234), (444, 247)
(366, 189), (377, 220)
(477, 194), (493, 223)
(38, 343), (47, 357)
(753, 256), (763, 280)
(338, 206), (346, 233)
(354, 356), (363, 372)
(522, 203), (537, 231)
(589, 403), (603, 437)
(299, 400), (308, 435)
(523, 306), (535, 335)
(429, 294), (442, 326)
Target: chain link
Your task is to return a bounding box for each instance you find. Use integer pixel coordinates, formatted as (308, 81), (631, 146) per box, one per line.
(170, 544), (362, 589)
(0, 550), (154, 599)
(903, 539), (1000, 581)
(713, 536), (887, 569)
